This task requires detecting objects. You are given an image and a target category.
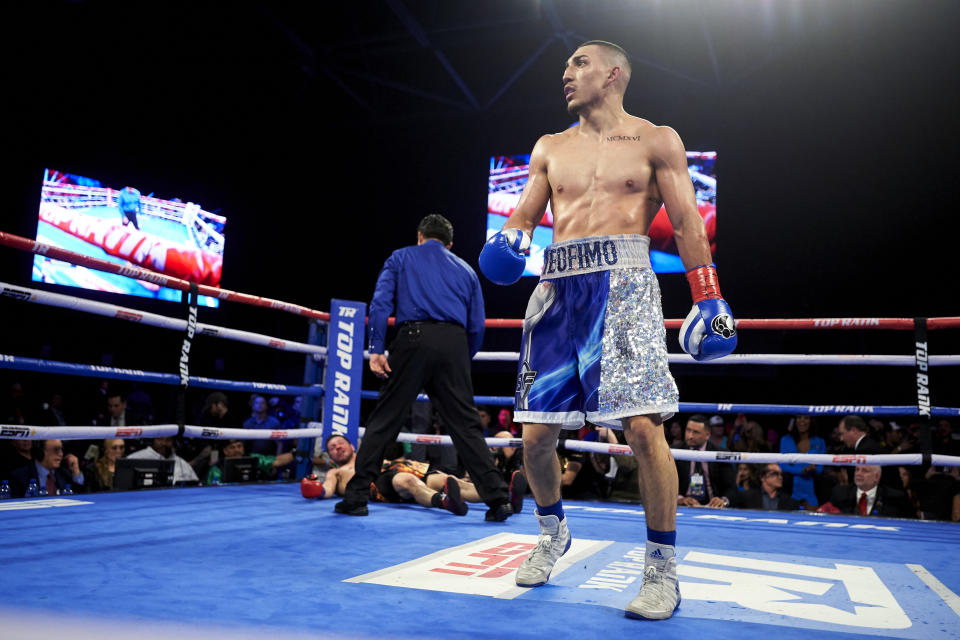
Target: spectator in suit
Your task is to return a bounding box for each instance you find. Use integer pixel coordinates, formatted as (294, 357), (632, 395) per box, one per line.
(838, 415), (885, 454)
(677, 414), (736, 508)
(103, 392), (141, 427)
(822, 465), (913, 518)
(9, 439), (85, 497)
(731, 464), (802, 511)
(838, 414), (903, 491)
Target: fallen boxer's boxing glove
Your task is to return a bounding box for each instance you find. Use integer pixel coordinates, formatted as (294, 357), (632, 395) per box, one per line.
(300, 474), (326, 499)
(479, 228), (530, 285)
(680, 264), (737, 361)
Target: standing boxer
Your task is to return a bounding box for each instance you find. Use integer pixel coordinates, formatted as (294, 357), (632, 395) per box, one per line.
(335, 214), (512, 521)
(479, 41), (737, 620)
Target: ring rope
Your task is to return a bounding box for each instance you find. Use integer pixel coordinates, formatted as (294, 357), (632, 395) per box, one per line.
(358, 390), (959, 416)
(469, 352), (960, 366)
(0, 353), (323, 396)
(0, 352), (954, 417)
(0, 281), (327, 357)
(0, 230), (331, 321)
(6, 275), (953, 367)
(559, 438), (960, 468)
(477, 317), (960, 330)
(0, 424), (179, 439)
(6, 228), (960, 332)
(7, 423), (957, 469)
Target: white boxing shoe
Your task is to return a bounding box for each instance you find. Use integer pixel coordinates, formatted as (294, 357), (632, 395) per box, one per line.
(515, 512), (571, 587)
(624, 541), (681, 620)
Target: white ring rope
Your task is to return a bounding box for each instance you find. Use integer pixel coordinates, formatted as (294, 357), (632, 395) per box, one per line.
(559, 438), (960, 468)
(6, 282), (957, 367)
(0, 282), (327, 357)
(5, 423), (958, 467)
(470, 351), (960, 366)
(0, 424), (180, 439)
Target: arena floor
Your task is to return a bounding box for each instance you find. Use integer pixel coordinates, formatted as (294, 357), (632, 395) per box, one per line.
(0, 484), (957, 639)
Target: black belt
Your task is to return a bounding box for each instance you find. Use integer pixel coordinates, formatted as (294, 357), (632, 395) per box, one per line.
(399, 320), (459, 329)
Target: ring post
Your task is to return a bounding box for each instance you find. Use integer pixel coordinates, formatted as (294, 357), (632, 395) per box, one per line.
(176, 282), (199, 438)
(914, 317), (934, 469)
(298, 319), (326, 478)
(321, 300), (366, 451)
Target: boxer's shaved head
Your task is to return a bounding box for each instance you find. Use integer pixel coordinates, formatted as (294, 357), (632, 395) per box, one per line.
(576, 40), (631, 92)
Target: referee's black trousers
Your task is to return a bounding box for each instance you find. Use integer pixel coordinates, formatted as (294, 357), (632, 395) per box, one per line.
(344, 322), (508, 507)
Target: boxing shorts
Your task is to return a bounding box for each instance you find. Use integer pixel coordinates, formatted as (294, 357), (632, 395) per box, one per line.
(369, 458), (437, 503)
(513, 234), (679, 429)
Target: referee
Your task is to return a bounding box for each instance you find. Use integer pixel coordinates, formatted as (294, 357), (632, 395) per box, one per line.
(335, 214), (512, 521)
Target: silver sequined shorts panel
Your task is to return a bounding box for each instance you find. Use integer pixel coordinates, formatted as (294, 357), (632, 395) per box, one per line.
(590, 267), (679, 428)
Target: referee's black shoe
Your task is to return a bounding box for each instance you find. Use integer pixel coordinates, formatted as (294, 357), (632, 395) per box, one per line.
(485, 502), (513, 522)
(334, 500), (369, 516)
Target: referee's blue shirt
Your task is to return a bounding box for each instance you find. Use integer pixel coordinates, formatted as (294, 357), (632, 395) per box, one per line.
(368, 239), (486, 357)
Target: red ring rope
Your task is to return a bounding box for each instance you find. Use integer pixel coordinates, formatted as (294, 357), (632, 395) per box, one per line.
(4, 229), (959, 331)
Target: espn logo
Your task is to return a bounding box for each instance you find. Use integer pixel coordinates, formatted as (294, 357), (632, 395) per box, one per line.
(831, 455), (867, 464)
(429, 541), (534, 579)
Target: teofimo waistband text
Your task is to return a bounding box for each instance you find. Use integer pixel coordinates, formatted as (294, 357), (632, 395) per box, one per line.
(540, 235), (651, 278)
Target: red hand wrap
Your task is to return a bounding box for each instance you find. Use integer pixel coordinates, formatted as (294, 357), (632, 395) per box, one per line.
(686, 264), (723, 303)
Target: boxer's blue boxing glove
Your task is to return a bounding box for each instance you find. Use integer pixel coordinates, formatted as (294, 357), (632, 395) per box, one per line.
(679, 264), (737, 361)
(479, 228), (530, 285)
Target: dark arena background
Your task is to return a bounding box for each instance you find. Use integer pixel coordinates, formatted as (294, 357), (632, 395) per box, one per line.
(2, 2), (959, 639)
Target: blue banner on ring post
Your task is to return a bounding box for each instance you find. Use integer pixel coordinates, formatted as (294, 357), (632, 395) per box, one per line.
(322, 299), (366, 451)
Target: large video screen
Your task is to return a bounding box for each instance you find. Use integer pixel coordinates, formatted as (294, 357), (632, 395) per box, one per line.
(487, 151), (717, 274)
(32, 169), (226, 307)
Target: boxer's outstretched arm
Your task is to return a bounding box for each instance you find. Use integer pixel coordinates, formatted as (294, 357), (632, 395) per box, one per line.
(650, 126), (712, 270)
(503, 136), (551, 236)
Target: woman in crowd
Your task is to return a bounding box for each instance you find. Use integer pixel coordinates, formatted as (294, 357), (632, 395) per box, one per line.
(779, 415), (826, 507)
(91, 438), (125, 491)
(732, 420), (770, 454)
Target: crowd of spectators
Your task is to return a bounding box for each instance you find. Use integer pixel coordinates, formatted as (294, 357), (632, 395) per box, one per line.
(2, 377), (958, 522)
(0, 378), (306, 498)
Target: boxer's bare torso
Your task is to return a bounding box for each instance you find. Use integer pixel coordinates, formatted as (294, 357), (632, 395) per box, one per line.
(510, 117), (710, 266)
(541, 118), (664, 241)
(325, 462), (356, 497)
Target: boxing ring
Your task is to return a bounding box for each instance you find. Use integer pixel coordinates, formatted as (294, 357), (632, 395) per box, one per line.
(1, 229), (959, 639)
